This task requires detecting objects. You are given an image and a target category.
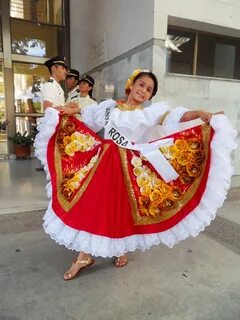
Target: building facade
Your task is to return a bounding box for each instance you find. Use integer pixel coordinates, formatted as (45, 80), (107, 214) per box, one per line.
(0, 0), (69, 156)
(70, 0), (240, 184)
(0, 0), (239, 184)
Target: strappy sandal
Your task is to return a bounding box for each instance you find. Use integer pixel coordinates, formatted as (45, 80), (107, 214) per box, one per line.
(64, 257), (95, 281)
(114, 255), (128, 268)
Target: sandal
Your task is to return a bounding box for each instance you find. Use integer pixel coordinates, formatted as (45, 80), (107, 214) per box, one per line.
(114, 255), (128, 268)
(64, 257), (95, 281)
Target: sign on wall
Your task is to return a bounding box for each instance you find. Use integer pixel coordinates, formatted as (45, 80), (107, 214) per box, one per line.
(91, 32), (107, 67)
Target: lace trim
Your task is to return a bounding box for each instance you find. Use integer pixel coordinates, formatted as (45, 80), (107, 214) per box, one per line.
(35, 111), (237, 257)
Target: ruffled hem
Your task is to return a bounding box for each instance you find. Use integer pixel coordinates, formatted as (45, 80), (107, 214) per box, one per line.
(34, 108), (59, 187)
(35, 110), (237, 257)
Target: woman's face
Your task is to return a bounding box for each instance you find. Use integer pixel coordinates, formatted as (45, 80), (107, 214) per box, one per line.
(129, 75), (154, 103)
(79, 80), (92, 94)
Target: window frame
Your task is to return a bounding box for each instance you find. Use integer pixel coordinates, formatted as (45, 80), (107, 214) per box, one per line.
(167, 25), (240, 80)
(10, 0), (65, 27)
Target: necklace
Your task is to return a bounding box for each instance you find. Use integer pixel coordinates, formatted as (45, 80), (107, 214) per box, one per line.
(116, 101), (143, 111)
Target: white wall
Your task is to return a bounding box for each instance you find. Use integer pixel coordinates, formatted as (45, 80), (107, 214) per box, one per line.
(91, 46), (154, 100)
(154, 0), (240, 40)
(69, 0), (240, 181)
(153, 66), (240, 176)
(152, 1), (240, 177)
(70, 0), (154, 73)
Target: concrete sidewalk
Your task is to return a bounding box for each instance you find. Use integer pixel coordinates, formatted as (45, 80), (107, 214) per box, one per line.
(0, 158), (48, 214)
(0, 159), (240, 319)
(0, 213), (240, 320)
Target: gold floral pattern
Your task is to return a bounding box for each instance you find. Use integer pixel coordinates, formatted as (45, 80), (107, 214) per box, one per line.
(131, 134), (205, 218)
(61, 154), (99, 201)
(57, 120), (100, 156)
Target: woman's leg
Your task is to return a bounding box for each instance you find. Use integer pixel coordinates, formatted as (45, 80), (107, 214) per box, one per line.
(64, 251), (94, 280)
(114, 254), (128, 267)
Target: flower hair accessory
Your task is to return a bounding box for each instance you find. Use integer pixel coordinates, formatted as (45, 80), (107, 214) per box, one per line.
(125, 69), (150, 95)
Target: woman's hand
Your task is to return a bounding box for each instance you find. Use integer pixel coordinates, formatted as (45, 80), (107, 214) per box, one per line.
(199, 110), (225, 123)
(60, 103), (80, 116)
(66, 102), (79, 109)
(198, 111), (213, 124)
(213, 111), (224, 115)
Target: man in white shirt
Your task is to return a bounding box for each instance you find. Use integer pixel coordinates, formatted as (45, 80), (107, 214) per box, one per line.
(42, 56), (71, 110)
(65, 69), (80, 104)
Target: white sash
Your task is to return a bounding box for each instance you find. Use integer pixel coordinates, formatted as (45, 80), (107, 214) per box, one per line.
(104, 106), (179, 183)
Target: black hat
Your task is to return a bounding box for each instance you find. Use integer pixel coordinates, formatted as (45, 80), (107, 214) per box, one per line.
(44, 56), (68, 70)
(67, 69), (80, 80)
(79, 74), (95, 87)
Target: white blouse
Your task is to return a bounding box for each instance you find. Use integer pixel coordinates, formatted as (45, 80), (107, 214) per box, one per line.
(81, 99), (188, 143)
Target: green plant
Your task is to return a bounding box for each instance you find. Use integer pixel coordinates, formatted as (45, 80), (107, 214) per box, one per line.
(11, 131), (33, 146)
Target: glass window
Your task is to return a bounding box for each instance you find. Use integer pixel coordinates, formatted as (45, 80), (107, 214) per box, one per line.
(11, 19), (65, 57)
(0, 61), (8, 155)
(197, 34), (240, 80)
(167, 28), (195, 75)
(13, 62), (49, 113)
(10, 0), (63, 26)
(0, 18), (2, 52)
(168, 26), (240, 80)
(13, 62), (49, 135)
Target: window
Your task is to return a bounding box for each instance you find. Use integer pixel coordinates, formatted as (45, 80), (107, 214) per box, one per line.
(0, 61), (7, 155)
(14, 62), (49, 113)
(166, 29), (195, 75)
(13, 62), (49, 135)
(167, 27), (240, 80)
(0, 0), (69, 155)
(0, 18), (2, 52)
(11, 19), (65, 57)
(197, 34), (240, 79)
(10, 0), (63, 26)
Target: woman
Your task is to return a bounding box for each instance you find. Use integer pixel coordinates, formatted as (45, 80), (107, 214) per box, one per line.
(35, 69), (236, 280)
(76, 74), (96, 110)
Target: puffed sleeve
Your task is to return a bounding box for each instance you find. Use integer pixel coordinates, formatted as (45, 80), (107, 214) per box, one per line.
(81, 99), (116, 132)
(162, 106), (189, 134)
(111, 101), (171, 131)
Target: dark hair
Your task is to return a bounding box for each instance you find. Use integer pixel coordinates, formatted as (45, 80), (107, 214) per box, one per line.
(48, 63), (63, 74)
(133, 71), (158, 98)
(79, 78), (94, 98)
(88, 88), (93, 98)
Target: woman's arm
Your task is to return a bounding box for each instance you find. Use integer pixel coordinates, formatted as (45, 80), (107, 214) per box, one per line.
(59, 102), (80, 115)
(60, 100), (116, 133)
(180, 110), (224, 124)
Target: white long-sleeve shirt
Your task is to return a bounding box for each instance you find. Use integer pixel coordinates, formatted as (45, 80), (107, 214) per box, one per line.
(81, 100), (188, 143)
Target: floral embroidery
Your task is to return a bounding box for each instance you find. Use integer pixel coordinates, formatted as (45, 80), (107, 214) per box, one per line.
(131, 135), (205, 218)
(61, 154), (99, 201)
(57, 121), (100, 156)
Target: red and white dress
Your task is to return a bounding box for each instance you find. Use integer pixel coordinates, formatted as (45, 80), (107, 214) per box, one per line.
(34, 100), (237, 257)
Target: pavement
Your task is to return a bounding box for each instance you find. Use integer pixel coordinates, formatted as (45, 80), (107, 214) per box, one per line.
(0, 158), (48, 214)
(0, 159), (240, 320)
